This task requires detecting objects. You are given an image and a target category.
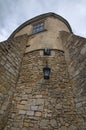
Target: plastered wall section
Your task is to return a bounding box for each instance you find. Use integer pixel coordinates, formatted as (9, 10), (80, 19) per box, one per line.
(0, 34), (28, 130)
(14, 16), (70, 52)
(60, 31), (86, 126)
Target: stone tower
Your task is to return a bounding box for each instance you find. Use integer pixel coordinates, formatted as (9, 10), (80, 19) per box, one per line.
(0, 13), (86, 130)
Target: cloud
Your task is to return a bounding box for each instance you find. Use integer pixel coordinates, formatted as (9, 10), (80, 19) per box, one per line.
(57, 0), (86, 36)
(0, 0), (86, 42)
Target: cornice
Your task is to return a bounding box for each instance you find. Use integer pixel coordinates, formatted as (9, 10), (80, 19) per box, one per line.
(8, 12), (73, 39)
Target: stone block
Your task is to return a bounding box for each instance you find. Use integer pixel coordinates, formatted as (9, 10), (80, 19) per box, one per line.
(23, 122), (29, 127)
(26, 111), (34, 116)
(20, 101), (27, 104)
(38, 105), (43, 111)
(17, 104), (28, 110)
(10, 127), (20, 130)
(0, 86), (7, 94)
(59, 126), (68, 130)
(0, 93), (3, 98)
(50, 119), (58, 127)
(80, 44), (86, 55)
(68, 125), (78, 130)
(30, 105), (38, 111)
(36, 99), (44, 105)
(76, 102), (82, 108)
(19, 110), (26, 115)
(22, 95), (28, 100)
(55, 103), (62, 109)
(35, 111), (41, 117)
(40, 119), (49, 128)
(36, 95), (42, 98)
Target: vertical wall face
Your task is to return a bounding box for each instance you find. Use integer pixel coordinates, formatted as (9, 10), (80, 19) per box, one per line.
(0, 35), (28, 130)
(25, 17), (69, 52)
(0, 13), (85, 130)
(14, 16), (70, 53)
(60, 31), (86, 130)
(5, 50), (78, 130)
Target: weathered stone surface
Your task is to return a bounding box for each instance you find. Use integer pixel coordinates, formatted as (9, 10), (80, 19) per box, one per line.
(36, 95), (42, 98)
(31, 105), (38, 111)
(80, 44), (86, 55)
(59, 126), (68, 130)
(50, 119), (58, 127)
(55, 103), (62, 109)
(68, 125), (78, 130)
(40, 119), (49, 128)
(19, 110), (26, 115)
(23, 122), (29, 127)
(60, 31), (86, 130)
(0, 35), (28, 130)
(5, 48), (84, 130)
(17, 104), (28, 110)
(26, 111), (34, 116)
(35, 111), (41, 117)
(0, 20), (85, 130)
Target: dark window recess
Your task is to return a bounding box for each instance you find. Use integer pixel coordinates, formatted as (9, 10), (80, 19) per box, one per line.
(44, 48), (51, 56)
(32, 22), (44, 34)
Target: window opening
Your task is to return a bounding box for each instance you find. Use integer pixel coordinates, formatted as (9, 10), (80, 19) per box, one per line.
(44, 48), (51, 56)
(32, 22), (44, 34)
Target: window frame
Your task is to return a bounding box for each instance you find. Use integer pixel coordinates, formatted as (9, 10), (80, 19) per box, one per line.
(32, 21), (44, 34)
(43, 48), (51, 56)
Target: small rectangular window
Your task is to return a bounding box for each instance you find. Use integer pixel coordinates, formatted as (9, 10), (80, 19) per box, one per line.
(44, 48), (51, 56)
(32, 22), (44, 34)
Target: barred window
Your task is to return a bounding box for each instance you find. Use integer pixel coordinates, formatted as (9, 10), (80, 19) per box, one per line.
(32, 22), (44, 34)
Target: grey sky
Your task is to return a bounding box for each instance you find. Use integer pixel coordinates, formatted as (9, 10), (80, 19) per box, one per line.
(0, 0), (86, 42)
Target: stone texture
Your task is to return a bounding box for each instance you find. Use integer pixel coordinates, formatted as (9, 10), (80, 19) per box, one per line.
(0, 34), (28, 130)
(68, 125), (78, 130)
(4, 50), (79, 130)
(35, 112), (42, 117)
(19, 110), (26, 115)
(0, 15), (85, 130)
(40, 119), (49, 128)
(50, 119), (58, 127)
(26, 111), (34, 116)
(60, 31), (86, 130)
(31, 105), (38, 111)
(59, 126), (68, 130)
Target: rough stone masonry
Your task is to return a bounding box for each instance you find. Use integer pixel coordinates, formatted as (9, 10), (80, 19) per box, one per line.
(0, 13), (86, 130)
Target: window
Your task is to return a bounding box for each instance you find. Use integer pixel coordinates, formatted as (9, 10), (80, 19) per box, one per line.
(32, 22), (44, 34)
(44, 48), (51, 56)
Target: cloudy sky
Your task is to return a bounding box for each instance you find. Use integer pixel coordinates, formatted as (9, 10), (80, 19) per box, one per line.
(0, 0), (86, 42)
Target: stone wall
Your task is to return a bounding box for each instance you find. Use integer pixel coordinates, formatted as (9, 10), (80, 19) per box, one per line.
(0, 35), (28, 130)
(0, 31), (86, 130)
(60, 31), (86, 129)
(4, 49), (82, 130)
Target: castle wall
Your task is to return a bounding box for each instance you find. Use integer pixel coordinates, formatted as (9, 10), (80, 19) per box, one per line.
(60, 31), (86, 129)
(15, 16), (70, 38)
(4, 49), (83, 130)
(0, 13), (85, 130)
(0, 35), (28, 130)
(14, 16), (70, 52)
